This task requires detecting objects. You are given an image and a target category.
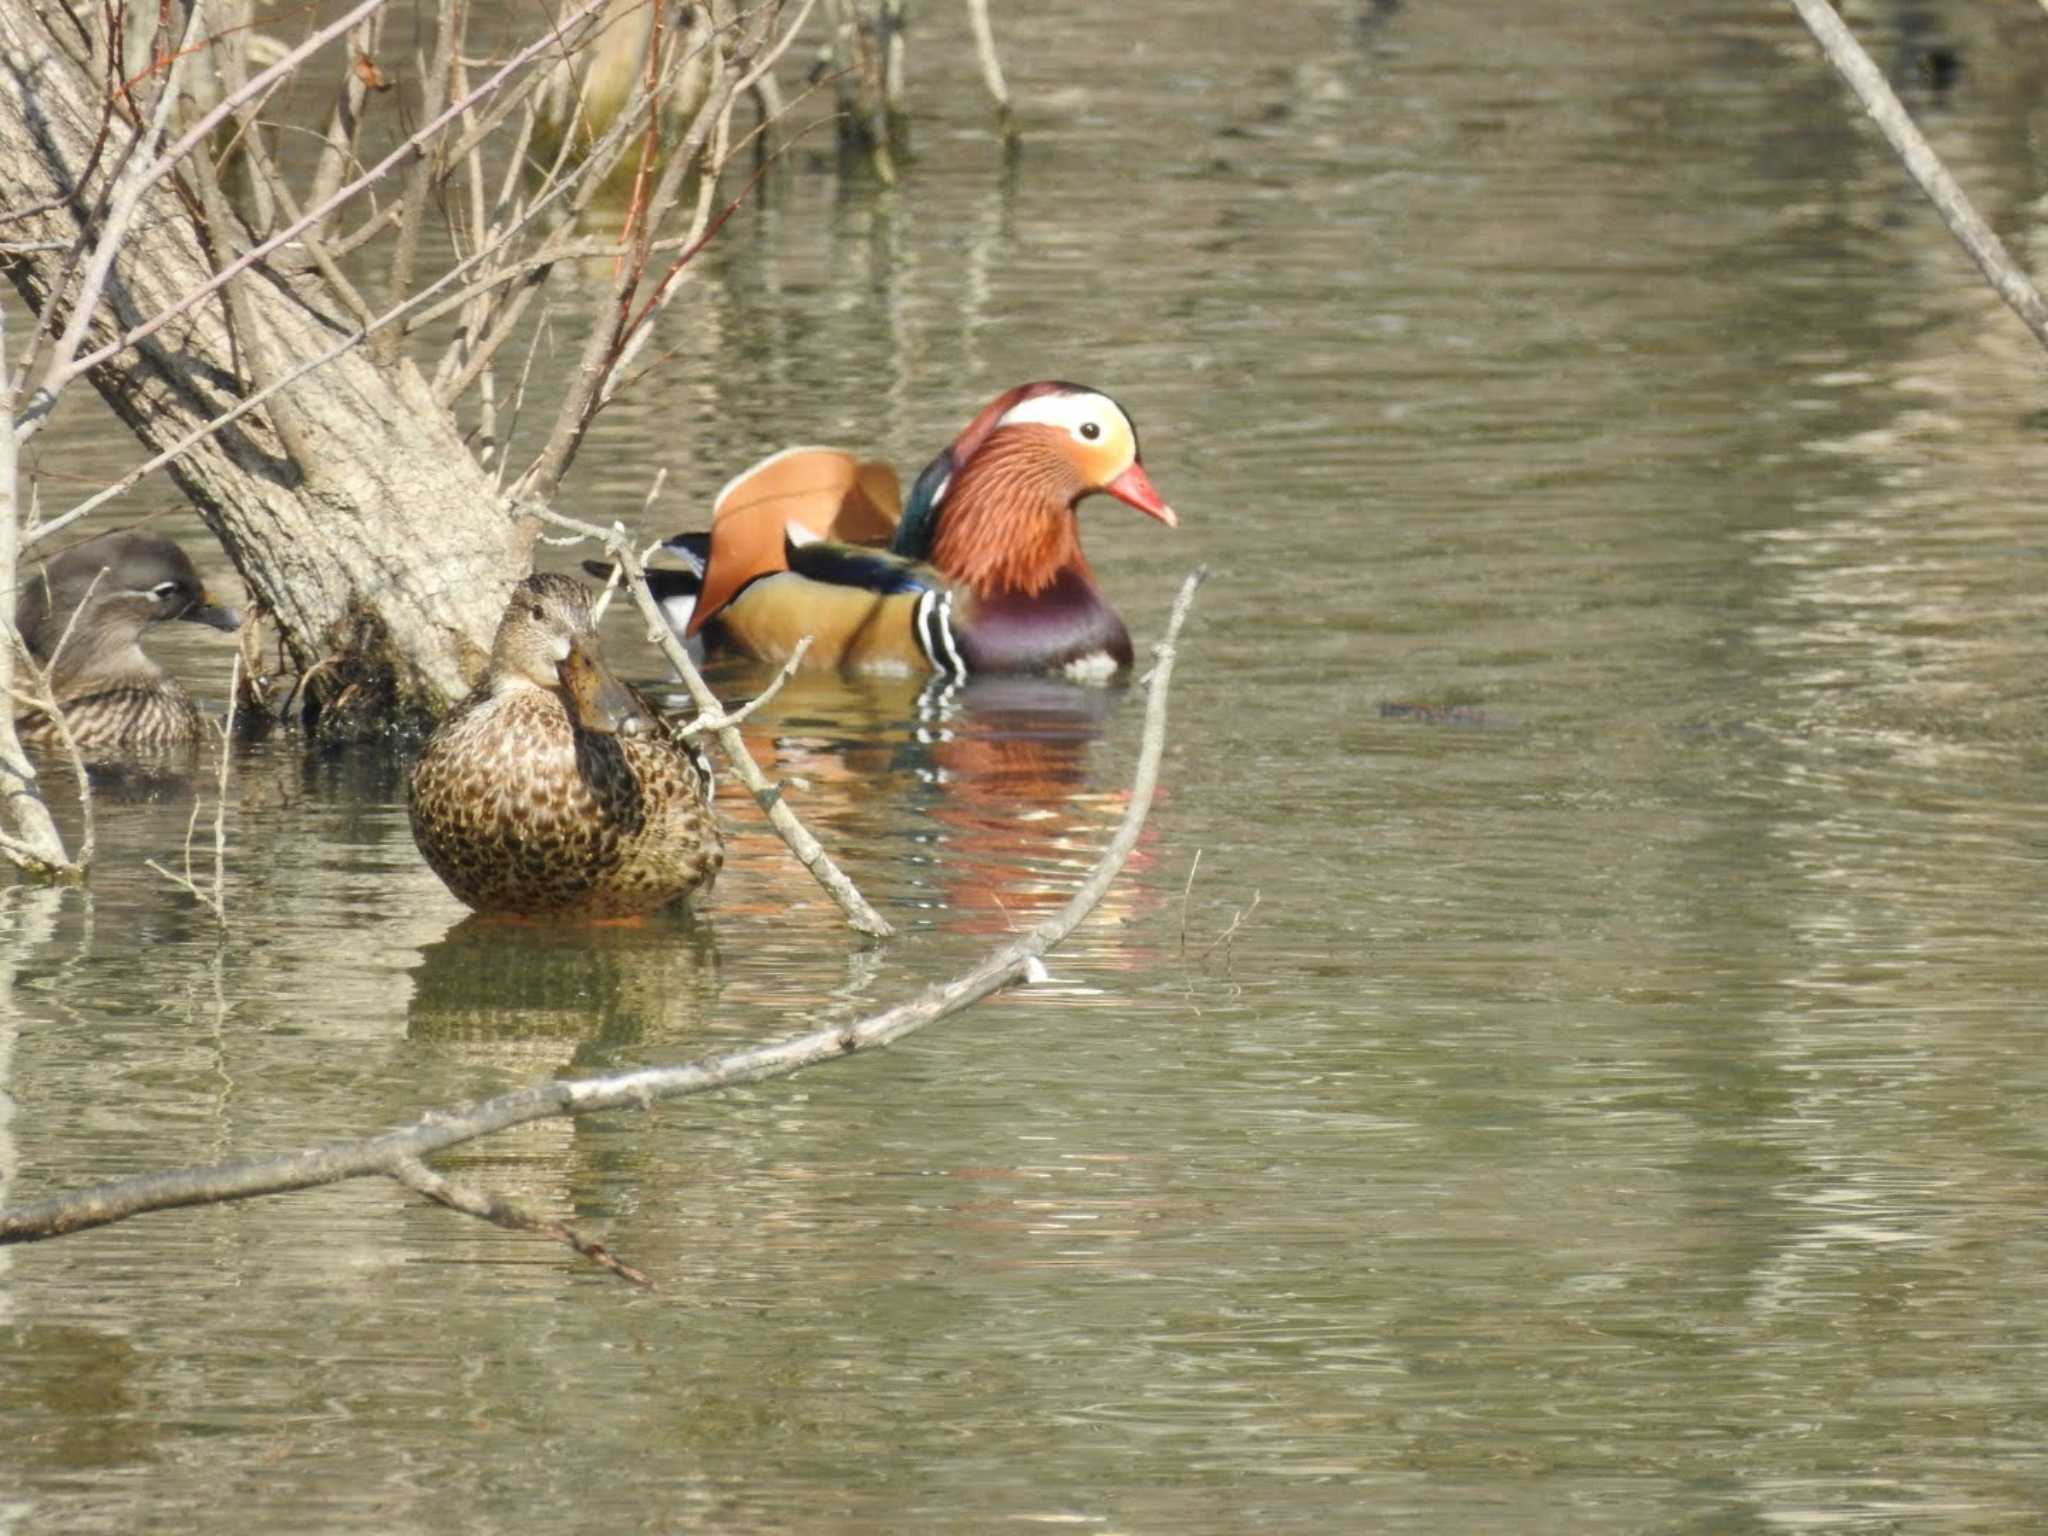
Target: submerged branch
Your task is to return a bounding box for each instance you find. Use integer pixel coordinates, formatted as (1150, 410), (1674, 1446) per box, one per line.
(389, 1155), (652, 1286)
(0, 571), (1205, 1261)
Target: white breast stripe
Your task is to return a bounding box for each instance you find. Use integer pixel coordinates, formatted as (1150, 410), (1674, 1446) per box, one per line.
(914, 588), (969, 675)
(913, 590), (938, 667)
(931, 592), (966, 676)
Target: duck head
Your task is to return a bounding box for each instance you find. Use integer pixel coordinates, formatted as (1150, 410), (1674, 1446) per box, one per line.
(16, 529), (239, 687)
(489, 573), (645, 737)
(895, 382), (1177, 598)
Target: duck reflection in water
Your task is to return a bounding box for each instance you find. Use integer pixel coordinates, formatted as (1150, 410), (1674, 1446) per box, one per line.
(407, 914), (720, 1075)
(703, 669), (1164, 951)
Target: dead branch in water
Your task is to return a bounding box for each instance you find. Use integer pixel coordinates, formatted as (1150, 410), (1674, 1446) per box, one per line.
(0, 571), (1205, 1283)
(966, 0), (1019, 156)
(1789, 0), (2048, 353)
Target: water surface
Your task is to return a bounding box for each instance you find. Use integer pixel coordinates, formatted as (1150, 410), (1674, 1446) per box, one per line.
(9, 1), (2048, 1529)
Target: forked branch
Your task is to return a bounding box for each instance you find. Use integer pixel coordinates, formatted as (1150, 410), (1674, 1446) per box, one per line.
(539, 503), (894, 937)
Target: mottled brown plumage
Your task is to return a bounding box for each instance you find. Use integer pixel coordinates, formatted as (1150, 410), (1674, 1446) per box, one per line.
(12, 529), (239, 756)
(408, 573), (722, 919)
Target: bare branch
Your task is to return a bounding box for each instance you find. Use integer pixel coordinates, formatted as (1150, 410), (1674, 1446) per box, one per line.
(374, 0), (461, 367)
(0, 295), (78, 877)
(1789, 0), (2048, 354)
(678, 635), (808, 737)
(514, 0), (823, 497)
(28, 34), (653, 549)
(10, 0), (207, 445)
(237, 89), (379, 330)
(0, 571), (1204, 1252)
(304, 6), (387, 236)
(183, 79), (321, 469)
(25, 0), (612, 417)
(518, 15), (751, 499)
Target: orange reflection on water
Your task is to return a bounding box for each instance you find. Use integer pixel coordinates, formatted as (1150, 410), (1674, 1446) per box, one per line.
(705, 671), (1164, 946)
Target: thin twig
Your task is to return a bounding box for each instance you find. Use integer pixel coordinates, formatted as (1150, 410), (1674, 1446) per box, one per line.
(1, 651), (95, 875)
(0, 434), (94, 876)
(144, 652), (240, 925)
(28, 24), (645, 550)
(677, 637), (808, 737)
(1196, 889), (1260, 967)
(0, 286), (71, 871)
(516, 0), (817, 499)
(583, 468), (670, 620)
(0, 571), (1205, 1258)
(375, 0), (461, 365)
(12, 0), (208, 444)
(26, 0), (613, 420)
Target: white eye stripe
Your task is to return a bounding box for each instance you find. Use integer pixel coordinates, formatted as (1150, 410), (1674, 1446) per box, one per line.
(996, 390), (1131, 449)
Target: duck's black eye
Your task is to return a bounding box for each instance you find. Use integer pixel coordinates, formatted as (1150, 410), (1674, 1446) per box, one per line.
(1080, 421), (1102, 442)
(149, 580), (183, 602)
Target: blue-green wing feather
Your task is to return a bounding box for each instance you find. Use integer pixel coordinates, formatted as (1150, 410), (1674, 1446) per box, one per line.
(786, 536), (937, 597)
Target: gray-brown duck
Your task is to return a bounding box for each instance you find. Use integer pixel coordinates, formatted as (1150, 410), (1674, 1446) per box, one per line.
(13, 529), (239, 755)
(407, 573), (723, 919)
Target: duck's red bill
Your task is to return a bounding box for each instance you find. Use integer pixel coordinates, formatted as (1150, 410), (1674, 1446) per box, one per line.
(1104, 463), (1178, 528)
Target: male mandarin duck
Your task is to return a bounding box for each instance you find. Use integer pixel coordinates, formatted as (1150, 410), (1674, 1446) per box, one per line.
(13, 529), (240, 755)
(408, 573), (722, 919)
(595, 381), (1177, 680)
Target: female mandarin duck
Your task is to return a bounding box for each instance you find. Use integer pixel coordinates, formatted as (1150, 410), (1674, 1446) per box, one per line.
(408, 573), (722, 919)
(13, 529), (240, 755)
(610, 382), (1177, 680)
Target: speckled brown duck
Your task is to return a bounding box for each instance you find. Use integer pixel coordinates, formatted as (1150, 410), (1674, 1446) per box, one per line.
(13, 529), (239, 755)
(407, 573), (723, 919)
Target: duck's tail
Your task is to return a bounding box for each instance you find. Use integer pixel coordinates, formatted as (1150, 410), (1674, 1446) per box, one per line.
(580, 534), (709, 647)
(686, 448), (901, 636)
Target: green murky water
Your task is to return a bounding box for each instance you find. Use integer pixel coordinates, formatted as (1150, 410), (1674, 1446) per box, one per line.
(9, 0), (2048, 1529)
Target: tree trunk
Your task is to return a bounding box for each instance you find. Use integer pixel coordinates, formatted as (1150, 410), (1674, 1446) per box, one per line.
(0, 5), (528, 739)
